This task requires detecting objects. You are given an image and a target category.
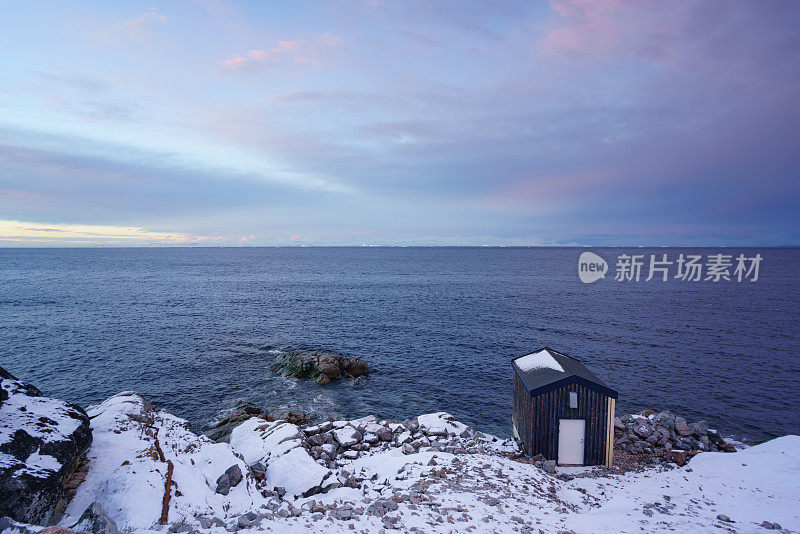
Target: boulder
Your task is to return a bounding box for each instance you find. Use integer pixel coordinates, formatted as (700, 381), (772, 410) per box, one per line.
(0, 368), (92, 524)
(690, 421), (709, 436)
(204, 402), (275, 443)
(71, 502), (118, 534)
(633, 423), (652, 439)
(333, 427), (361, 448)
(215, 464), (243, 495)
(675, 421), (692, 437)
(613, 417), (624, 431)
(375, 427), (393, 442)
(265, 448), (332, 498)
(271, 351), (369, 385)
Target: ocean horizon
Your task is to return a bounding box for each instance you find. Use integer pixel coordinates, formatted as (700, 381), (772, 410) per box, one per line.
(2, 246), (798, 441)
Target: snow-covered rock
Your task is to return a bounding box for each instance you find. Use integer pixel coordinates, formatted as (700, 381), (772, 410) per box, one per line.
(0, 368), (92, 524)
(264, 447), (333, 499)
(58, 393), (260, 531)
(332, 426), (360, 447)
(229, 417), (333, 498)
(417, 412), (469, 437)
(229, 418), (301, 465)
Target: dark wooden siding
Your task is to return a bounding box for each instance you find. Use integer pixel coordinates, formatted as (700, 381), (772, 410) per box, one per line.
(513, 372), (610, 465)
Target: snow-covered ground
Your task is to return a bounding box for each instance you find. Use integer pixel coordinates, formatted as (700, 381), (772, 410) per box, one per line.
(46, 393), (800, 533)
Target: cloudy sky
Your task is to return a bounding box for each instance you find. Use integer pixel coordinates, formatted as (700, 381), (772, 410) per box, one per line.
(1, 1), (798, 246)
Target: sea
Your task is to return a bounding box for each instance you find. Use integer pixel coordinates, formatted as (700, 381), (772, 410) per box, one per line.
(1, 247), (798, 442)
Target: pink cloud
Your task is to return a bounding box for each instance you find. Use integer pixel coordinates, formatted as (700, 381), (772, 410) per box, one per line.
(221, 34), (341, 71)
(222, 55), (250, 69)
(540, 0), (636, 55)
(94, 7), (168, 43)
(289, 235), (301, 240)
(538, 0), (687, 64)
(248, 49), (276, 60)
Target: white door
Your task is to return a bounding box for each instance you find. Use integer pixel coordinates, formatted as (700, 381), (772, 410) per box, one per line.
(558, 419), (585, 465)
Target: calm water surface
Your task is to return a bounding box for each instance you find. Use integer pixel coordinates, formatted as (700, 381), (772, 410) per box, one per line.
(1, 247), (798, 441)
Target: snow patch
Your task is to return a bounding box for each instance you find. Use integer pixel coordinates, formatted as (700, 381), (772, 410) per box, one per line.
(264, 447), (332, 499)
(515, 349), (565, 373)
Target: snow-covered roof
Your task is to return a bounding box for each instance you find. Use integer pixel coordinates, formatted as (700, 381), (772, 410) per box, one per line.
(511, 347), (617, 398)
(515, 350), (565, 373)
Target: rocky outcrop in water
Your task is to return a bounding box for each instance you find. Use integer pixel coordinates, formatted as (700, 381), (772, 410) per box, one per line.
(0, 367), (92, 524)
(614, 410), (737, 466)
(271, 351), (369, 385)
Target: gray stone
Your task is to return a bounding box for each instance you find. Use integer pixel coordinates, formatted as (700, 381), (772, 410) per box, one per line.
(215, 475), (231, 495)
(542, 460), (556, 474)
(634, 423), (652, 439)
(382, 515), (401, 529)
(376, 427), (393, 441)
(167, 521), (195, 533)
(333, 507), (354, 520)
(197, 517), (225, 529)
(690, 420), (709, 436)
(73, 502), (118, 534)
(308, 434), (326, 447)
(224, 464), (243, 487)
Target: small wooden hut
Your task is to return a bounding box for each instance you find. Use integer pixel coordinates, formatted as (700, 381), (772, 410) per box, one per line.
(512, 347), (617, 467)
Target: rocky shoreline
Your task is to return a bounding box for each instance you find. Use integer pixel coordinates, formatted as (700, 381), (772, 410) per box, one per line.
(611, 410), (738, 469)
(1, 368), (798, 533)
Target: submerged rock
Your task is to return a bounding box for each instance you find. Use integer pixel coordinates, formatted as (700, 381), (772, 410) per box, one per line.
(0, 367), (92, 524)
(271, 351), (369, 385)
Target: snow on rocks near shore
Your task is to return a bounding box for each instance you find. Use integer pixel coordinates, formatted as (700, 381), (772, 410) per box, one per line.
(59, 393), (262, 531)
(17, 392), (796, 534)
(0, 368), (92, 524)
(229, 418), (333, 499)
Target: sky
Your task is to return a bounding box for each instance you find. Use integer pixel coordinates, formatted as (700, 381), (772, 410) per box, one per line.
(1, 0), (799, 246)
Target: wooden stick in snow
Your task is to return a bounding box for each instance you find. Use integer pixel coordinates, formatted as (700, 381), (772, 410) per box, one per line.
(160, 460), (174, 525)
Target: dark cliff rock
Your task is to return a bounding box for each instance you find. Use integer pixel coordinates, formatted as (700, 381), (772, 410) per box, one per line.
(0, 368), (92, 525)
(271, 351), (369, 385)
